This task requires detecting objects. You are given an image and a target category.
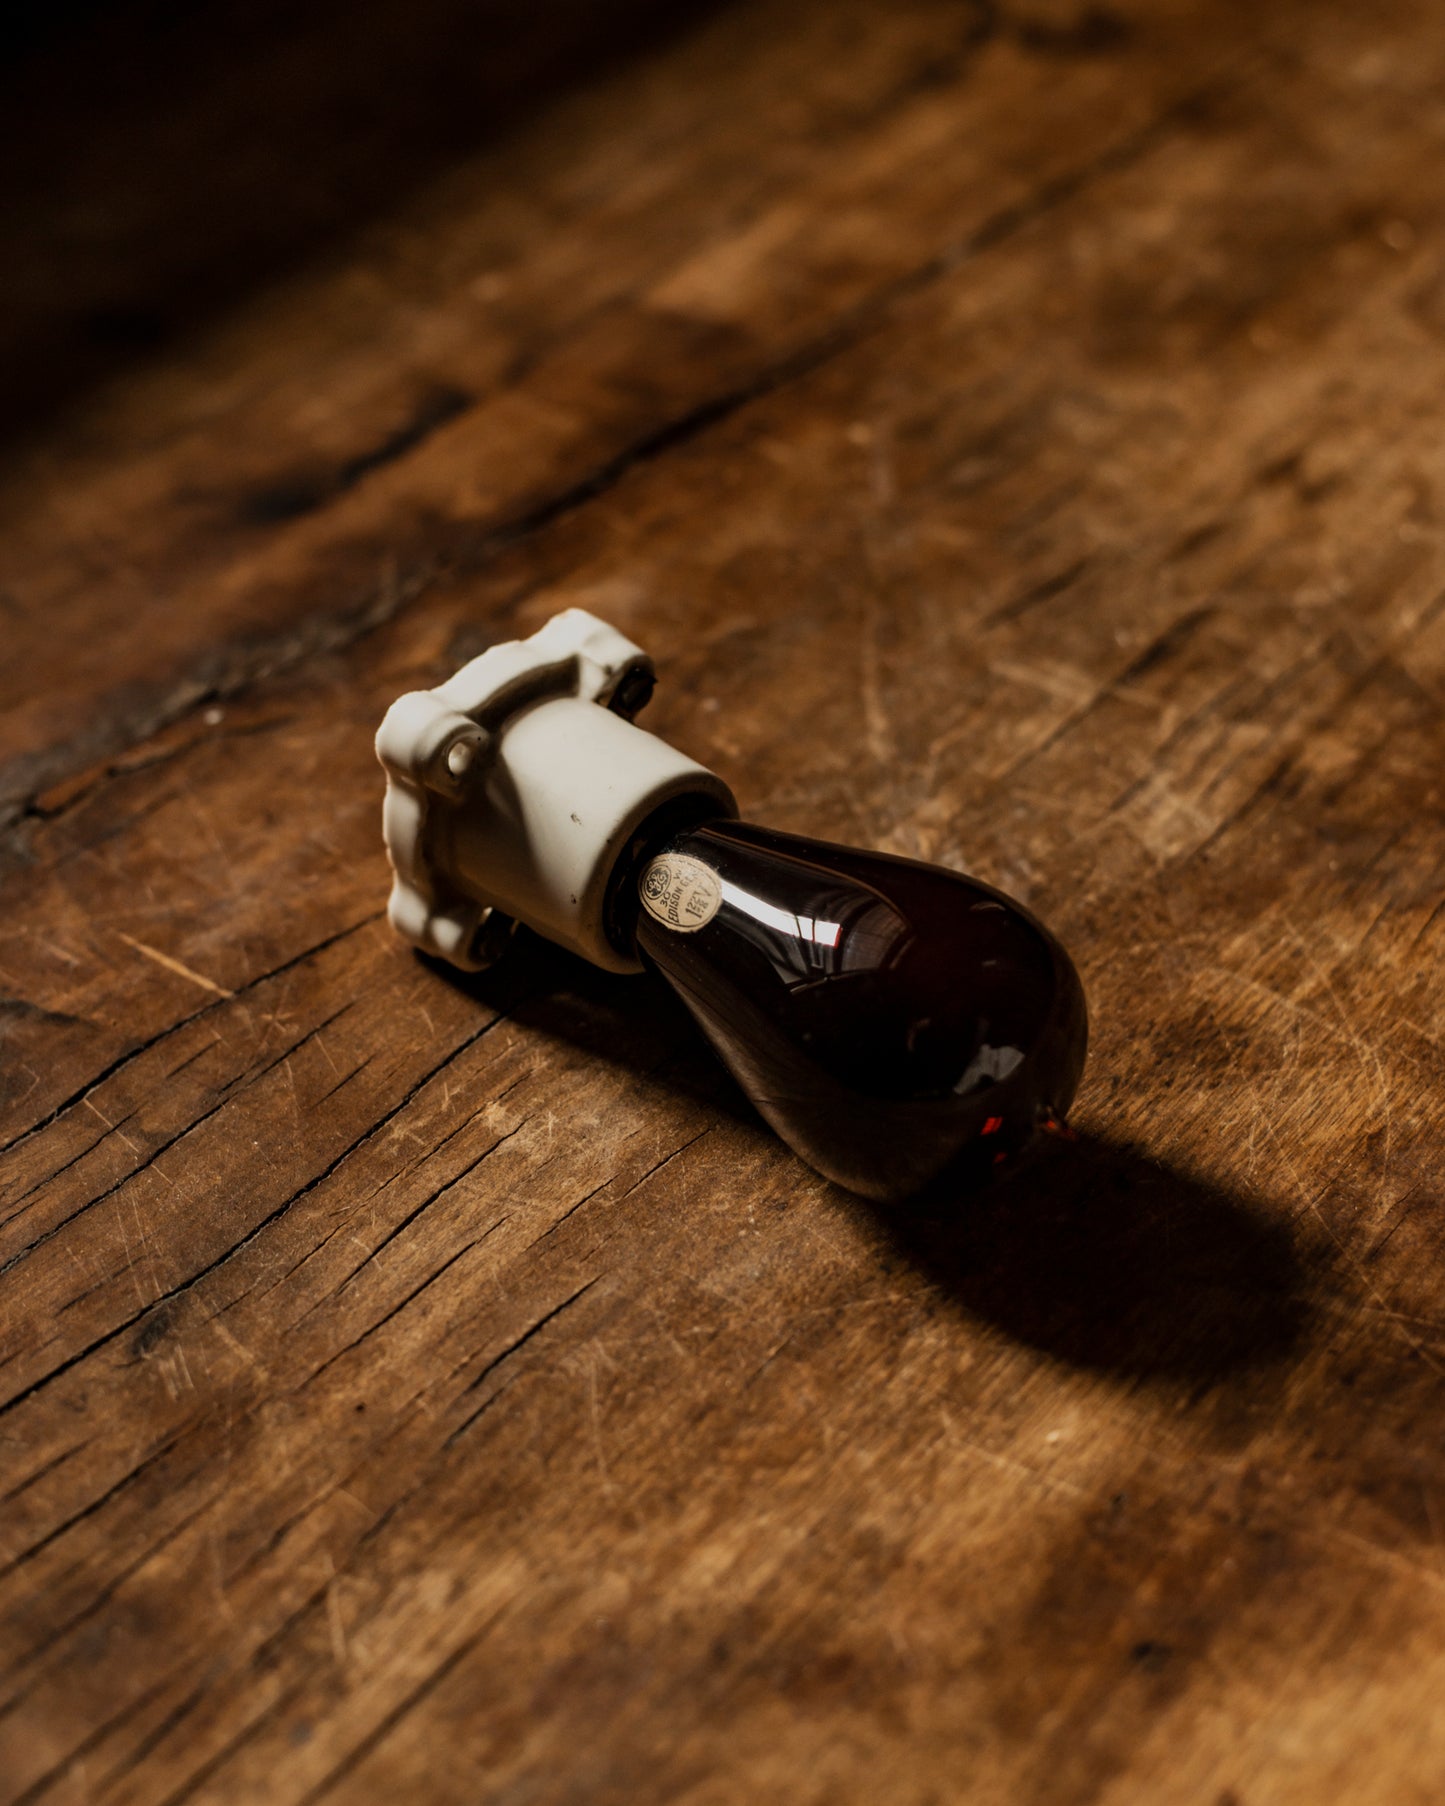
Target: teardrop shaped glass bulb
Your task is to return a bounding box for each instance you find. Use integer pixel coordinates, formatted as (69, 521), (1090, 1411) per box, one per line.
(621, 815), (1087, 1203)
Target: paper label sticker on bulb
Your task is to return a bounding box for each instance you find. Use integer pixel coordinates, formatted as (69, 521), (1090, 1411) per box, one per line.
(640, 855), (722, 932)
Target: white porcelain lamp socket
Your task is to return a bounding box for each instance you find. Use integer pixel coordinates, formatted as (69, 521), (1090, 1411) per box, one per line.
(376, 609), (737, 973)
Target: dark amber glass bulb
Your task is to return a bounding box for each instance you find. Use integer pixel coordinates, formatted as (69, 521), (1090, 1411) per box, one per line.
(616, 815), (1088, 1204)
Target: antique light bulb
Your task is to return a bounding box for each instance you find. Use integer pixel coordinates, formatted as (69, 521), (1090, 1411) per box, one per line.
(377, 610), (1086, 1204)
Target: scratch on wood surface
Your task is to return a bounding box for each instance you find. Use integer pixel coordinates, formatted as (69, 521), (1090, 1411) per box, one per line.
(326, 1121), (527, 1299)
(7, 1004), (355, 1292)
(2, 1668), (175, 1802)
(860, 593), (894, 767)
(334, 1488), (376, 1528)
(314, 1053), (376, 1107)
(1411, 893), (1445, 950)
(440, 1374), (519, 1453)
(130, 1195), (161, 1306)
(1279, 914), (1395, 1172)
(298, 1611), (509, 1806)
(205, 1314), (272, 1382)
(4, 1102), (141, 1221)
(2, 1064), (40, 1113)
(588, 1354), (617, 1499)
(526, 1177), (614, 1251)
(1304, 1518), (1445, 1600)
(1188, 978), (1442, 1382)
(0, 1436), (91, 1509)
(1260, 1108), (1443, 1377)
(743, 1328), (797, 1390)
(937, 1409), (1090, 1504)
(0, 1425), (197, 1584)
(1423, 1482), (1444, 1551)
(618, 1125), (714, 1199)
(1201, 954), (1409, 1136)
(0, 912), (383, 1165)
(163, 1037), (222, 1080)
(115, 932), (235, 1000)
(1365, 1181), (1426, 1264)
(302, 1231), (502, 1388)
(240, 1022), (526, 1310)
(984, 556), (1094, 628)
(447, 1277), (603, 1447)
(326, 1567), (349, 1672)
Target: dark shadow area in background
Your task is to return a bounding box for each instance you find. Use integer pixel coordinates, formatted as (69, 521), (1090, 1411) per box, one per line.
(433, 933), (1310, 1391)
(0, 0), (729, 447)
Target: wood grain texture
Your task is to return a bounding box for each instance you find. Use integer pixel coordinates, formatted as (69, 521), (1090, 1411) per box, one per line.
(2, 0), (1444, 1801)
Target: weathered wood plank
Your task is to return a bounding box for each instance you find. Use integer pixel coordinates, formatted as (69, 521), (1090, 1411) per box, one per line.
(2, 1), (1444, 1802)
(0, 0), (1294, 819)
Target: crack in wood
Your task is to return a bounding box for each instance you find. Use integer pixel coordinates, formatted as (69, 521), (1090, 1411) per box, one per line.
(3, 1003), (356, 1287)
(0, 911), (383, 1159)
(300, 1221), (511, 1391)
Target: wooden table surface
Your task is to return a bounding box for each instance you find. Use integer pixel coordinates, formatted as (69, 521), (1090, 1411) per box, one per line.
(3, 1), (1444, 1799)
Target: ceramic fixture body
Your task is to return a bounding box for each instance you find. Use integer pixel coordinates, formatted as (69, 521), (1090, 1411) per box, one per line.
(376, 608), (737, 973)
